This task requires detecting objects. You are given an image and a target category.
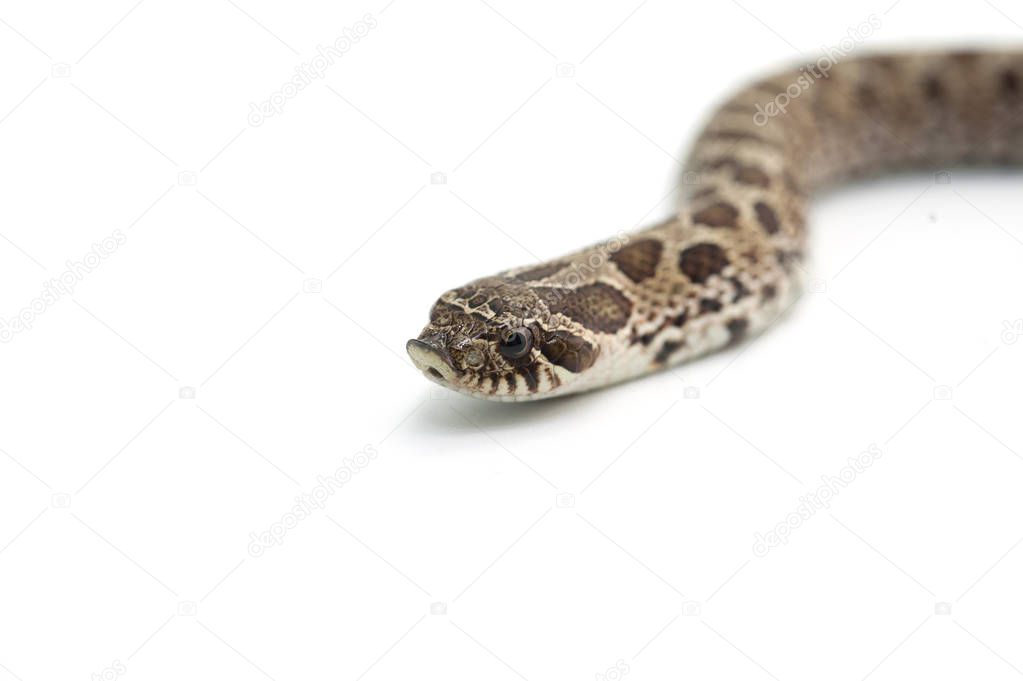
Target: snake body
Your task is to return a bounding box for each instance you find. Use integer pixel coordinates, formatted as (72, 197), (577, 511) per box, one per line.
(407, 50), (1023, 401)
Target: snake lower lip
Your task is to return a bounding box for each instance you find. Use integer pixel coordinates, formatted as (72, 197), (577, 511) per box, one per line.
(406, 338), (460, 382)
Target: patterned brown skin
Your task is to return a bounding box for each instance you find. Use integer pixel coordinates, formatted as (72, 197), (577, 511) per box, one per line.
(536, 284), (633, 334)
(409, 50), (1023, 401)
(610, 239), (663, 283)
(678, 243), (730, 284)
(692, 202), (740, 228)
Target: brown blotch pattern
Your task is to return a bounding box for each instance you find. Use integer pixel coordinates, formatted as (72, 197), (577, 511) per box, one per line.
(689, 186), (718, 201)
(752, 81), (785, 97)
(706, 129), (780, 148)
(610, 238), (664, 283)
(1001, 70), (1020, 98)
(633, 330), (657, 346)
(700, 298), (723, 314)
(726, 318), (749, 347)
(951, 51), (981, 67)
(701, 157), (773, 188)
(515, 261), (565, 281)
(692, 202), (740, 228)
(872, 56), (898, 72)
(540, 330), (598, 373)
(729, 277), (751, 302)
(699, 158), (736, 172)
(734, 165), (771, 187)
(679, 243), (729, 283)
(754, 201), (781, 235)
(538, 283), (632, 334)
(924, 76), (944, 101)
(654, 340), (683, 365)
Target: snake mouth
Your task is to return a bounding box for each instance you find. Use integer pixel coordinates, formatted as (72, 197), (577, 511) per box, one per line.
(406, 338), (461, 383)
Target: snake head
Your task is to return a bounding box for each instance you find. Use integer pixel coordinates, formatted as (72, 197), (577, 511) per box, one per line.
(406, 277), (603, 401)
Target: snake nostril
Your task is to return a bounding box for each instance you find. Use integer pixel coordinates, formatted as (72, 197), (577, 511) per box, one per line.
(427, 367), (443, 380)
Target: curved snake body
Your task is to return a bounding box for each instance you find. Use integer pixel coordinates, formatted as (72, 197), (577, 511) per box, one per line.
(408, 50), (1023, 401)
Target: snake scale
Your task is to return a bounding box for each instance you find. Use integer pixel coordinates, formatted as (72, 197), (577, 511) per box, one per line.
(407, 49), (1023, 401)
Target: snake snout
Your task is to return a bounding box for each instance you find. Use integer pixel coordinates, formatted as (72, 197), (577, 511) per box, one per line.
(406, 338), (460, 383)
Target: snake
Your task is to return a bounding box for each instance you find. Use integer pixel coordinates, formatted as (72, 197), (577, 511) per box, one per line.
(407, 49), (1023, 401)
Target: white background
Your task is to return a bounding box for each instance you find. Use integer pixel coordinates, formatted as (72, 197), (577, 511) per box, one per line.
(1, 1), (1022, 679)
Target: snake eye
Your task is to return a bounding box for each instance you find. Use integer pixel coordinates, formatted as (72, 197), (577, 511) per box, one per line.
(498, 327), (532, 359)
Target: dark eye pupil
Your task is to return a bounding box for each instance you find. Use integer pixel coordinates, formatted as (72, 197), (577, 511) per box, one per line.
(499, 328), (531, 358)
